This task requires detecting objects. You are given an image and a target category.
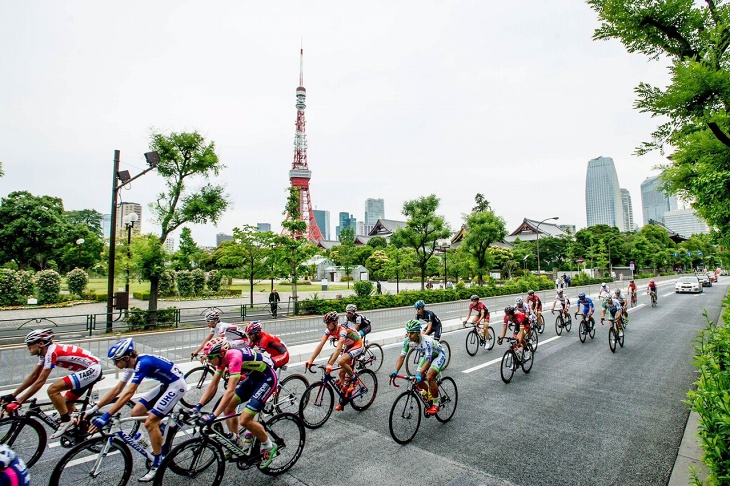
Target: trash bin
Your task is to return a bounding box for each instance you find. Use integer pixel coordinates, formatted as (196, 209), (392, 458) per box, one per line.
(321, 279), (328, 291)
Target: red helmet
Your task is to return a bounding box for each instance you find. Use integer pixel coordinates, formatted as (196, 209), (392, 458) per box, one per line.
(650, 279), (655, 284)
(323, 311), (339, 324)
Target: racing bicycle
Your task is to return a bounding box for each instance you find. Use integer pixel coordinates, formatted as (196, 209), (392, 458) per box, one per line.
(552, 309), (572, 335)
(500, 336), (534, 384)
(575, 312), (596, 343)
(465, 322), (495, 356)
(388, 373), (457, 444)
(405, 339), (451, 375)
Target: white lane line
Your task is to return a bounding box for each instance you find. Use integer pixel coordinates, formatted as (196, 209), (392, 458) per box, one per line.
(627, 304), (646, 312)
(66, 449), (121, 467)
(462, 336), (561, 374)
(662, 292), (673, 298)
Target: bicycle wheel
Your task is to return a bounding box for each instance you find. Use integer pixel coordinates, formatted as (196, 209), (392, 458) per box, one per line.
(258, 413), (306, 476)
(50, 436), (132, 486)
(0, 416), (46, 467)
(528, 329), (538, 351)
(405, 348), (422, 376)
(274, 374), (309, 415)
(465, 330), (479, 356)
(608, 327), (617, 353)
(564, 313), (572, 332)
(299, 382), (334, 429)
(440, 340), (451, 370)
(579, 321), (587, 343)
(154, 437), (225, 486)
(181, 366), (217, 408)
(388, 391), (422, 444)
(500, 349), (516, 384)
(521, 347), (533, 373)
(435, 377), (458, 423)
(537, 314), (545, 334)
(362, 343), (384, 372)
(651, 295), (657, 308)
(486, 326), (496, 350)
(618, 328), (625, 348)
(350, 370), (378, 412)
(555, 314), (563, 336)
(589, 318), (596, 339)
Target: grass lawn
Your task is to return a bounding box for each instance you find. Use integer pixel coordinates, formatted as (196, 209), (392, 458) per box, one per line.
(80, 278), (352, 294)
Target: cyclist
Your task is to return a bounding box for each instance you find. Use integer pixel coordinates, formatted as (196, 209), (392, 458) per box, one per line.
(549, 289), (571, 322)
(88, 338), (189, 482)
(0, 445), (30, 486)
(598, 282), (611, 299)
(390, 320), (445, 416)
(498, 305), (527, 351)
(514, 297), (536, 340)
(1, 329), (101, 440)
(574, 292), (596, 322)
(526, 290), (543, 324)
(194, 337), (280, 469)
(245, 321), (289, 369)
(191, 310), (248, 360)
(414, 300), (443, 342)
(601, 294), (624, 336)
(305, 311), (363, 411)
(614, 288), (629, 326)
(647, 279), (658, 304)
(628, 279), (638, 306)
(464, 295), (490, 341)
(343, 304), (371, 338)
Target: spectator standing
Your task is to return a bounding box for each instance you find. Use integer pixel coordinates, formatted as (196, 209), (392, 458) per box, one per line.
(268, 288), (281, 318)
(376, 281), (382, 294)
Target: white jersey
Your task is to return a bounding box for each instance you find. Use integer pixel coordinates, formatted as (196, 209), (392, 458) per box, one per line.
(209, 322), (249, 349)
(598, 286), (611, 298)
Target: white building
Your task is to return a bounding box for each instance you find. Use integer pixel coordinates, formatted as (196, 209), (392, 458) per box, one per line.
(641, 174), (678, 226)
(116, 202), (143, 236)
(662, 208), (710, 236)
(163, 238), (175, 253)
(585, 156), (625, 231)
(621, 188), (635, 231)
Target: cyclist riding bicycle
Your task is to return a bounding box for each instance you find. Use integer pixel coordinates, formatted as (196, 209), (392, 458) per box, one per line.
(628, 279), (637, 303)
(498, 305), (527, 351)
(549, 289), (571, 320)
(514, 297), (536, 340)
(526, 290), (542, 320)
(88, 338), (189, 482)
(1, 329), (101, 440)
(647, 279), (658, 303)
(614, 288), (629, 325)
(245, 321), (289, 369)
(598, 282), (611, 299)
(464, 295), (490, 341)
(343, 304), (371, 338)
(574, 292), (595, 320)
(414, 300), (443, 342)
(601, 294), (624, 336)
(194, 337), (279, 468)
(191, 310), (248, 360)
(390, 320), (446, 416)
(0, 445), (30, 486)
(305, 311), (364, 411)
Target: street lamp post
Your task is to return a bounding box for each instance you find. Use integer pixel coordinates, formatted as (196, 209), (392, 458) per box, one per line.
(75, 238), (85, 268)
(106, 150), (159, 332)
(269, 243), (276, 292)
(536, 217), (559, 276)
(123, 213), (139, 296)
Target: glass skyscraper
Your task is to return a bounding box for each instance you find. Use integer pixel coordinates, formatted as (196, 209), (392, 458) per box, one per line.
(640, 174), (678, 226)
(585, 156), (625, 231)
(364, 198), (385, 235)
(620, 188), (635, 231)
(313, 210), (331, 240)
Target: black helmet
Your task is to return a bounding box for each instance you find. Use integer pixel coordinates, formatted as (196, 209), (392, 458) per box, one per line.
(504, 305), (515, 315)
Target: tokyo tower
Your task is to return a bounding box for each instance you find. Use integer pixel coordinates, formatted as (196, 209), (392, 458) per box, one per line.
(286, 48), (324, 242)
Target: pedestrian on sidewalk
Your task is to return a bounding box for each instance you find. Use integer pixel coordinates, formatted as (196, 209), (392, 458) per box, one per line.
(268, 289), (280, 318)
(376, 281), (382, 294)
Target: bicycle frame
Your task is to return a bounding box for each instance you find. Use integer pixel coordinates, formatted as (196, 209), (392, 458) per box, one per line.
(388, 374), (442, 413)
(306, 365), (369, 402)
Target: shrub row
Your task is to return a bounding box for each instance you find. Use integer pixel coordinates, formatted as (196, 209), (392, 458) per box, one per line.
(126, 307), (177, 331)
(686, 289), (730, 484)
(158, 269), (225, 297)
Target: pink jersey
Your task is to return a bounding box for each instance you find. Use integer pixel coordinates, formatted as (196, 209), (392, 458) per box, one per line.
(39, 344), (99, 371)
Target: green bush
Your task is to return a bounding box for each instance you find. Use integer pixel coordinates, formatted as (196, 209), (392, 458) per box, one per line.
(66, 268), (89, 297)
(14, 270), (35, 304)
(0, 269), (17, 306)
(207, 270), (222, 292)
(176, 270), (193, 297)
(133, 291), (151, 300)
(127, 306), (177, 331)
(159, 270), (176, 296)
(686, 292), (730, 484)
(341, 276), (353, 282)
(191, 268), (205, 295)
(35, 269), (62, 304)
(353, 281), (374, 298)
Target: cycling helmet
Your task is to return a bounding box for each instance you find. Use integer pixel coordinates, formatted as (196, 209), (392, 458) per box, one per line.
(578, 292), (586, 300)
(601, 283), (608, 288)
(414, 300), (425, 310)
(504, 305), (515, 315)
(557, 289), (563, 294)
(605, 294), (613, 302)
(0, 444), (16, 469)
(650, 279), (655, 284)
(470, 295), (479, 301)
(614, 289), (621, 296)
(345, 304), (357, 313)
(203, 337), (229, 358)
(244, 321), (262, 336)
(205, 310), (221, 323)
(515, 297), (523, 305)
(630, 279), (635, 283)
(527, 290), (535, 296)
(25, 329), (53, 345)
(323, 311), (339, 324)
(108, 338), (135, 361)
(405, 320), (422, 332)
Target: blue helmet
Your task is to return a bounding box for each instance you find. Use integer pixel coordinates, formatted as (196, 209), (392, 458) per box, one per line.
(578, 292), (586, 300)
(414, 300), (425, 310)
(108, 338), (134, 361)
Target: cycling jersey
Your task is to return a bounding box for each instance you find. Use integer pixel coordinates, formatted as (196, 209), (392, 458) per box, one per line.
(514, 304), (534, 318)
(252, 332), (289, 369)
(345, 313), (371, 336)
(416, 310), (442, 340)
(39, 344), (99, 371)
(469, 301), (489, 317)
(0, 453), (30, 486)
(504, 311), (527, 332)
(400, 335), (446, 372)
(577, 297), (595, 314)
(216, 348), (275, 377)
(210, 322), (249, 349)
(648, 283), (657, 292)
(223, 348), (278, 414)
(324, 324), (362, 350)
(527, 294), (542, 311)
(120, 355), (188, 418)
(602, 298), (622, 317)
(554, 295), (569, 309)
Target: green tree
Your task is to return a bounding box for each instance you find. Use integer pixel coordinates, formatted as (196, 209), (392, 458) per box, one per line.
(0, 161), (4, 178)
(58, 224), (104, 272)
(146, 131), (230, 315)
(472, 193), (491, 212)
(390, 195), (451, 289)
(171, 227), (203, 270)
(382, 245), (416, 293)
(215, 225), (273, 305)
(461, 207), (507, 284)
(366, 236), (387, 248)
(66, 268), (89, 297)
(64, 209), (103, 236)
(365, 249), (389, 281)
(131, 234), (167, 294)
(279, 187), (318, 306)
(588, 0), (730, 240)
(331, 227), (356, 288)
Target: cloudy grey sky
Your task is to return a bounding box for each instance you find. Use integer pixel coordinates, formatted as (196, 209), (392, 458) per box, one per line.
(0, 1), (673, 247)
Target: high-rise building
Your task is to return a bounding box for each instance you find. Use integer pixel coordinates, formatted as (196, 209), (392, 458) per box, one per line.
(116, 202), (143, 237)
(335, 212), (356, 239)
(313, 210), (331, 240)
(620, 188), (635, 231)
(640, 174), (678, 226)
(163, 238), (175, 253)
(102, 214), (112, 239)
(216, 233), (233, 246)
(257, 223), (271, 233)
(662, 208), (710, 236)
(585, 156), (625, 231)
(364, 198), (385, 234)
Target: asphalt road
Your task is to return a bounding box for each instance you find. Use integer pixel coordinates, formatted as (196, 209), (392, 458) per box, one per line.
(26, 279), (726, 485)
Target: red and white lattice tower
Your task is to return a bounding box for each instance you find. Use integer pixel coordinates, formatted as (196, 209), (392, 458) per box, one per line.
(286, 48), (324, 242)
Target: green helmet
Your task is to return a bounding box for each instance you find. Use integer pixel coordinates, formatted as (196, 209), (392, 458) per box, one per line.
(405, 319), (422, 332)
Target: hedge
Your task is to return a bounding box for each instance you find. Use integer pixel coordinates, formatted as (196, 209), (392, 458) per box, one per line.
(126, 307), (177, 331)
(686, 289), (730, 484)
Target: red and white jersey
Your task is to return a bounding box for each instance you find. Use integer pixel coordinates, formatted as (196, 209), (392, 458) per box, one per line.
(38, 344), (99, 371)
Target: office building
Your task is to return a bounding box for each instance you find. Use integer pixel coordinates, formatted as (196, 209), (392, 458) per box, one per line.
(216, 233), (233, 247)
(640, 174), (678, 226)
(585, 156), (625, 231)
(163, 238), (175, 253)
(116, 202), (143, 237)
(364, 198), (385, 235)
(662, 208), (710, 236)
(335, 212), (356, 239)
(621, 188), (635, 231)
(557, 224), (576, 235)
(257, 223), (271, 233)
(102, 214), (112, 239)
(313, 210), (331, 240)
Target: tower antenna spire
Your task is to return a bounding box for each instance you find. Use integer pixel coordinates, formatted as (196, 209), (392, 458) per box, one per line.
(299, 42), (304, 87)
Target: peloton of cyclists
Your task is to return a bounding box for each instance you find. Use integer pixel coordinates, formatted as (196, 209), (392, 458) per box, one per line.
(414, 300), (443, 342)
(464, 295), (491, 341)
(191, 310), (248, 360)
(1, 329), (102, 440)
(343, 304), (371, 338)
(390, 320), (446, 416)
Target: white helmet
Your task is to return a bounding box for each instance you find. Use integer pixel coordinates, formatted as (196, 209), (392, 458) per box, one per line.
(515, 297), (523, 305)
(205, 310), (221, 323)
(25, 329), (53, 345)
(601, 283), (608, 288)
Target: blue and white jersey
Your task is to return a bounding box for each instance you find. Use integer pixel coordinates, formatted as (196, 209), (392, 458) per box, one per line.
(400, 334), (442, 360)
(122, 355), (184, 385)
(578, 297), (594, 311)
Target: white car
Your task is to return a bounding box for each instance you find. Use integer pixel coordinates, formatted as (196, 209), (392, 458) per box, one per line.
(676, 276), (702, 293)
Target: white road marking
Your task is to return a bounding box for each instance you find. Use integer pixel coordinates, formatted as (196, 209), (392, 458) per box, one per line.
(628, 304), (646, 312)
(662, 292), (673, 298)
(462, 336), (561, 373)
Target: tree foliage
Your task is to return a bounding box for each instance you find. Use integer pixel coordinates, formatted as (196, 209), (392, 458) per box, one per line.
(331, 227), (356, 288)
(279, 187), (318, 304)
(461, 200), (508, 284)
(171, 227), (203, 270)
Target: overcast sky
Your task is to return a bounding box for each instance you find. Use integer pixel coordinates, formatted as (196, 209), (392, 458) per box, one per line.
(0, 1), (674, 247)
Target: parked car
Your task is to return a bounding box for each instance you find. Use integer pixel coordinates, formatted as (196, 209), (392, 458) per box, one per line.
(676, 276), (702, 293)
